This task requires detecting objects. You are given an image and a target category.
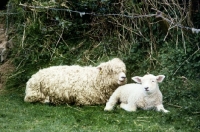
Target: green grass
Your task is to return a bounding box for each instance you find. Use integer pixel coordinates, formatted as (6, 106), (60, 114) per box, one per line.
(0, 82), (200, 132)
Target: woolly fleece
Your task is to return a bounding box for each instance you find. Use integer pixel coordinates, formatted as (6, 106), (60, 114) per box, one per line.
(24, 58), (126, 105)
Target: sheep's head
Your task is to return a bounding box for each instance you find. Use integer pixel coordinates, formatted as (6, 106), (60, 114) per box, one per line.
(132, 74), (165, 94)
(97, 58), (127, 85)
(117, 72), (126, 85)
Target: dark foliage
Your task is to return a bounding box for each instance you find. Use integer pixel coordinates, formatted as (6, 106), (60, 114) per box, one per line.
(0, 0), (9, 10)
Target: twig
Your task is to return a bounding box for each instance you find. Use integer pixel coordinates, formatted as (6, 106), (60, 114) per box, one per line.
(136, 120), (150, 122)
(21, 24), (26, 48)
(192, 112), (200, 114)
(19, 3), (157, 19)
(177, 76), (194, 85)
(18, 2), (200, 35)
(55, 27), (64, 47)
(152, 8), (200, 33)
(167, 103), (182, 108)
(50, 27), (64, 59)
(173, 43), (200, 75)
(85, 55), (96, 65)
(66, 104), (83, 112)
(8, 70), (25, 78)
(137, 117), (152, 119)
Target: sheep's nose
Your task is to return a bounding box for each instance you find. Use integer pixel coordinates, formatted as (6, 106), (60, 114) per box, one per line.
(145, 87), (149, 91)
(121, 76), (126, 79)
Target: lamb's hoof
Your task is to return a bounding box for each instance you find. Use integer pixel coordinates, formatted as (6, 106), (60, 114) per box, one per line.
(164, 110), (170, 113)
(104, 107), (113, 111)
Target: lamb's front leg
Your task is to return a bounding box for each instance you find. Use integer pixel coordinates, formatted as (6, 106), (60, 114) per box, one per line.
(104, 94), (119, 111)
(120, 103), (137, 112)
(156, 104), (169, 113)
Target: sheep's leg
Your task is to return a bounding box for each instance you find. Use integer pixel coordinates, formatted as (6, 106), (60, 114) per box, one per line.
(104, 93), (119, 111)
(40, 96), (50, 103)
(120, 103), (137, 112)
(156, 104), (169, 113)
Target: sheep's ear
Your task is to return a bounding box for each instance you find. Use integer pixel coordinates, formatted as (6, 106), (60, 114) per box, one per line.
(132, 76), (142, 83)
(97, 66), (102, 71)
(156, 75), (165, 82)
(97, 66), (103, 75)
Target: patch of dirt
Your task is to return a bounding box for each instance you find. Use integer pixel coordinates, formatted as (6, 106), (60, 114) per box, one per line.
(0, 24), (7, 41)
(0, 23), (15, 90)
(0, 60), (15, 89)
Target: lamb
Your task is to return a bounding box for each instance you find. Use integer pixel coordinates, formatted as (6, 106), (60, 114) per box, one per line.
(104, 74), (169, 113)
(24, 58), (127, 105)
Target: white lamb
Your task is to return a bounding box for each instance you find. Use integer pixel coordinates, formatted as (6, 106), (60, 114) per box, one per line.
(104, 74), (169, 113)
(24, 58), (127, 105)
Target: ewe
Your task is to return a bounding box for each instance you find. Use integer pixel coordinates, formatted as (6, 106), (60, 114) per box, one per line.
(24, 58), (127, 105)
(104, 74), (169, 113)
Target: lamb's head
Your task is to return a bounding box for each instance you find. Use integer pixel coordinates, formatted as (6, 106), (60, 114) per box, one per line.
(97, 58), (127, 85)
(132, 74), (165, 94)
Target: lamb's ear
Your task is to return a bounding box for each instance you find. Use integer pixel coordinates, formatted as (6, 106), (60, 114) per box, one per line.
(156, 75), (165, 82)
(132, 76), (142, 83)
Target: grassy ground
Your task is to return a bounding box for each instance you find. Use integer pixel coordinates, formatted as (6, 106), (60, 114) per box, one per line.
(0, 81), (199, 132)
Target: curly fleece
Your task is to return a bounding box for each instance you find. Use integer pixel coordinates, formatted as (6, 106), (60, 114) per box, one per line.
(24, 58), (126, 105)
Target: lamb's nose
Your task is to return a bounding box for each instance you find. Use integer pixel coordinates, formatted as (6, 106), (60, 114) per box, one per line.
(145, 87), (149, 90)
